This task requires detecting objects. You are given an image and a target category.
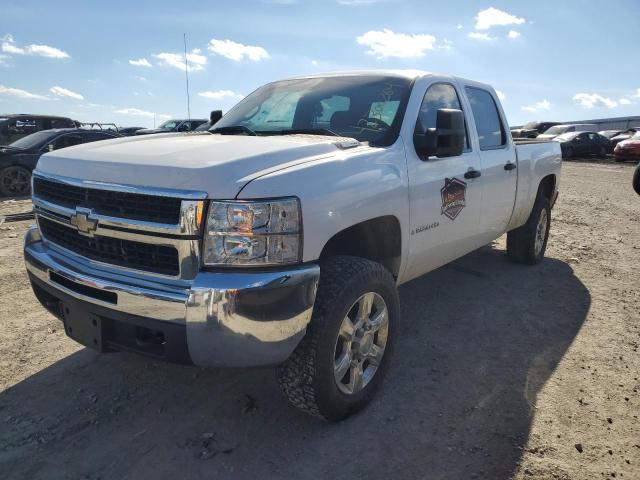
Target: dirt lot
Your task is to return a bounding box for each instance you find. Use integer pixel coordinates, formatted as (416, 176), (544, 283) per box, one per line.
(0, 161), (638, 480)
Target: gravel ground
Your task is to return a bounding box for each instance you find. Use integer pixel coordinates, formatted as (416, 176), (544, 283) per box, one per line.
(0, 161), (638, 480)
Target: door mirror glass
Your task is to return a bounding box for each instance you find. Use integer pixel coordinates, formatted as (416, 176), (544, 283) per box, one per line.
(414, 108), (465, 159)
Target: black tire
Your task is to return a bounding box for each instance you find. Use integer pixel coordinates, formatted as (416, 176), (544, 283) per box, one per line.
(277, 255), (399, 421)
(633, 163), (640, 195)
(507, 194), (551, 265)
(564, 147), (573, 160)
(0, 166), (31, 197)
(598, 146), (607, 158)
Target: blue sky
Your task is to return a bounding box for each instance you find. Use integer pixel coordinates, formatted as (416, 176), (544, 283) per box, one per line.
(1, 0), (639, 127)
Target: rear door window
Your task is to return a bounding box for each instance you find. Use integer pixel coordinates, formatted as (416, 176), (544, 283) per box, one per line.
(465, 87), (506, 150)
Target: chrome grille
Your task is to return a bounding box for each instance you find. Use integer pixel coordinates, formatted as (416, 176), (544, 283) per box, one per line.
(32, 172), (207, 279)
(39, 217), (180, 276)
(33, 176), (183, 224)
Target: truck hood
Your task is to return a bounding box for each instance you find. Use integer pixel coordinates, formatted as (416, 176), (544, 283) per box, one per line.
(35, 132), (361, 198)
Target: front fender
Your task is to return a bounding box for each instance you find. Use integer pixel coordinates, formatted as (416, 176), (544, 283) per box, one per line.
(236, 140), (410, 268)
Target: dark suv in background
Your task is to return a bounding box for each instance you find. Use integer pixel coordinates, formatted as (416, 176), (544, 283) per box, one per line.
(0, 128), (119, 197)
(0, 114), (78, 145)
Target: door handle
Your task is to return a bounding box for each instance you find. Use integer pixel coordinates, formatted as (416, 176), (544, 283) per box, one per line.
(464, 169), (481, 179)
(504, 162), (517, 171)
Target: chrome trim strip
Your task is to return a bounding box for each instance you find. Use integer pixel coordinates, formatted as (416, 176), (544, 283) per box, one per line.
(32, 170), (208, 200)
(32, 197), (192, 236)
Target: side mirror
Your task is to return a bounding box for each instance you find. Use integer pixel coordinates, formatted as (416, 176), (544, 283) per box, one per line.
(210, 110), (223, 125)
(414, 108), (465, 159)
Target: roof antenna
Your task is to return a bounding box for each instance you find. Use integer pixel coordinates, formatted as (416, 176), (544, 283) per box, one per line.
(183, 33), (191, 121)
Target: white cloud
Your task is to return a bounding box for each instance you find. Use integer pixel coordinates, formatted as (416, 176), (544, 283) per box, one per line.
(198, 90), (244, 100)
(129, 57), (152, 67)
(113, 107), (171, 119)
(357, 29), (436, 58)
(311, 59), (319, 66)
(474, 7), (525, 30)
(154, 50), (207, 72)
(496, 90), (506, 101)
(135, 76), (147, 81)
(456, 24), (463, 30)
(0, 84), (48, 100)
(522, 99), (551, 113)
(50, 86), (84, 100)
(207, 38), (269, 61)
(1, 34), (69, 58)
(573, 93), (617, 109)
(632, 88), (640, 99)
(619, 98), (631, 105)
(468, 32), (494, 41)
(507, 30), (521, 39)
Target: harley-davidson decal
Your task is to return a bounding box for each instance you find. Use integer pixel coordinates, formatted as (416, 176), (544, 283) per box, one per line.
(440, 177), (467, 220)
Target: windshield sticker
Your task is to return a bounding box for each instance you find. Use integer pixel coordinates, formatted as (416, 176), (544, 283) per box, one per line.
(441, 177), (467, 220)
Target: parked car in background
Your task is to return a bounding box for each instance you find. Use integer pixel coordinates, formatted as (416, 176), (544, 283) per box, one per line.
(194, 110), (223, 132)
(553, 131), (610, 159)
(610, 128), (639, 149)
(537, 123), (598, 140)
(613, 131), (640, 162)
(0, 114), (78, 145)
(117, 127), (145, 136)
(633, 162), (640, 194)
(0, 128), (119, 197)
(598, 130), (623, 139)
(511, 121), (560, 139)
(135, 119), (207, 135)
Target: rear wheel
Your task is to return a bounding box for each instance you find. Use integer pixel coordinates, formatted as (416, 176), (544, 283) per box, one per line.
(0, 166), (31, 197)
(277, 256), (399, 421)
(507, 194), (551, 265)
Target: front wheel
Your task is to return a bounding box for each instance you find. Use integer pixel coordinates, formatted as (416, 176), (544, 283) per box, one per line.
(507, 195), (551, 265)
(277, 256), (399, 421)
(0, 166), (31, 197)
(598, 146), (607, 158)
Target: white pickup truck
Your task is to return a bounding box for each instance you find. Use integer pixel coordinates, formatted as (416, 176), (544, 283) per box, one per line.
(24, 70), (561, 420)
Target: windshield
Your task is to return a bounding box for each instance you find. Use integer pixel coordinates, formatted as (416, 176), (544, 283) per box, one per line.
(213, 75), (412, 146)
(632, 132), (640, 140)
(543, 125), (569, 135)
(8, 130), (56, 150)
(158, 120), (179, 129)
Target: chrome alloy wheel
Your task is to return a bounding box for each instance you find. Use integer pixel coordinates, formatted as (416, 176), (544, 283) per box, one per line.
(333, 292), (389, 395)
(534, 208), (548, 256)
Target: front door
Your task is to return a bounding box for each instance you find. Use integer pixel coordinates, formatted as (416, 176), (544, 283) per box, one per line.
(404, 81), (484, 282)
(463, 86), (517, 239)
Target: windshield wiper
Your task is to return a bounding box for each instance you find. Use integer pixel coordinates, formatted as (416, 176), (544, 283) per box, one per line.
(269, 128), (340, 137)
(210, 125), (257, 136)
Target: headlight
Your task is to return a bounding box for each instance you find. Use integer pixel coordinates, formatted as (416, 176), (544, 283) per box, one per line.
(203, 197), (302, 266)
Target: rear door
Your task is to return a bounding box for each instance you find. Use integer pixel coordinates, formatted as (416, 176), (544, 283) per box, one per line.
(463, 86), (517, 239)
(404, 80), (484, 281)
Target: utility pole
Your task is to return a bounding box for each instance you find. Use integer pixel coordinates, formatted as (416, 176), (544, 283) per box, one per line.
(183, 33), (191, 121)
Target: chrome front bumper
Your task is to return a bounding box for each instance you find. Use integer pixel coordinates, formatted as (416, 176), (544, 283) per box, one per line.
(24, 225), (320, 367)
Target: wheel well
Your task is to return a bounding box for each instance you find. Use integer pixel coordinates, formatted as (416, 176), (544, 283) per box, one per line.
(538, 174), (556, 201)
(319, 216), (402, 278)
